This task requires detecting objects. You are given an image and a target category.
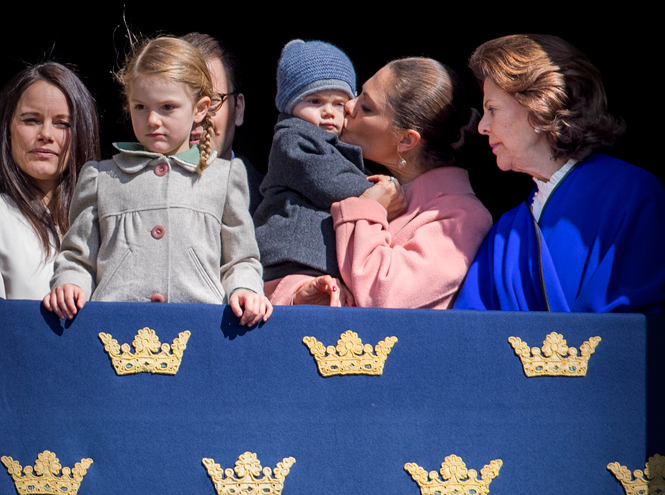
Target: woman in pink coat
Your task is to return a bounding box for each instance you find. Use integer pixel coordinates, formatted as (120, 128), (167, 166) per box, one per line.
(267, 57), (492, 309)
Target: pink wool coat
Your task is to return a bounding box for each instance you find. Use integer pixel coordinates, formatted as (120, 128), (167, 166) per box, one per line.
(266, 166), (492, 309)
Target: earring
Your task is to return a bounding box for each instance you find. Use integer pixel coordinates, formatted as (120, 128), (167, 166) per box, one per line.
(534, 127), (541, 134)
(397, 151), (407, 169)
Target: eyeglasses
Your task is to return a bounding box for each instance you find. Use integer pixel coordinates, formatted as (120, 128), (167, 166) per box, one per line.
(209, 91), (238, 112)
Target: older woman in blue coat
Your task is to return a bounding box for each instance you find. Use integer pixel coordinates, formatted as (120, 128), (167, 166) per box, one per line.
(454, 34), (665, 313)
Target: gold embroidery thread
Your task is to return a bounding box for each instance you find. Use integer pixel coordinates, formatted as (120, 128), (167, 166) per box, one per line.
(99, 327), (191, 375)
(404, 454), (502, 495)
(508, 332), (601, 377)
(1, 450), (92, 495)
(202, 452), (295, 495)
(607, 454), (665, 495)
(303, 330), (397, 376)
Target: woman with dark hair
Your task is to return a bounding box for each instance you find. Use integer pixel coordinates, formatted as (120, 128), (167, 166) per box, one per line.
(454, 34), (665, 312)
(267, 57), (493, 308)
(0, 62), (100, 299)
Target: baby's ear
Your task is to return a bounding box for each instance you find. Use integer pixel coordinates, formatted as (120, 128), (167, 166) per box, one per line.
(194, 97), (211, 124)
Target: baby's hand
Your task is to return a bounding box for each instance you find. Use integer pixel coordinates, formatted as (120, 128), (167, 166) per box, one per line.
(43, 284), (87, 320)
(293, 275), (355, 307)
(229, 289), (273, 326)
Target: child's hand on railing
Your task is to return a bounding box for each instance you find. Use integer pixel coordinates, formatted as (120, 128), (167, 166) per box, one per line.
(230, 289), (273, 326)
(43, 284), (87, 320)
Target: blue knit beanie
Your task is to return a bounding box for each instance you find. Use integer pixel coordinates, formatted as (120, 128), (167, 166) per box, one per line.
(275, 39), (356, 114)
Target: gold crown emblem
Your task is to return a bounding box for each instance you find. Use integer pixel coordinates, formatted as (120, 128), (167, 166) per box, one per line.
(508, 332), (601, 377)
(303, 330), (398, 376)
(98, 327), (191, 375)
(607, 454), (665, 495)
(202, 452), (295, 495)
(404, 454), (502, 495)
(1, 451), (92, 495)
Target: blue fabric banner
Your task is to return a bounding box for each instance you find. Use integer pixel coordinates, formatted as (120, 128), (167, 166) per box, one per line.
(0, 300), (662, 494)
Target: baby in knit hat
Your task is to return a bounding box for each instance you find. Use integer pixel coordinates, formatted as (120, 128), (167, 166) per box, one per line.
(253, 39), (371, 284)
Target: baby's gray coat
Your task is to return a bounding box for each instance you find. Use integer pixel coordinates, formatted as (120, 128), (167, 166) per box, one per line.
(253, 114), (371, 280)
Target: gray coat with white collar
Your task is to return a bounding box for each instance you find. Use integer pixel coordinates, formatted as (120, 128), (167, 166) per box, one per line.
(51, 144), (263, 303)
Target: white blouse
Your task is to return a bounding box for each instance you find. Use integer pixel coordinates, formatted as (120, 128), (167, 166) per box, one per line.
(0, 194), (56, 300)
(531, 159), (577, 222)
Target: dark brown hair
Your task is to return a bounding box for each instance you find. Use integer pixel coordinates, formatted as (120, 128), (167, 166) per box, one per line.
(0, 62), (100, 259)
(385, 57), (478, 171)
(469, 34), (625, 160)
(116, 36), (215, 172)
(181, 32), (241, 93)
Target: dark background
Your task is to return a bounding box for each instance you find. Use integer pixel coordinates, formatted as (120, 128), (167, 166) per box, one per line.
(1, 6), (657, 221)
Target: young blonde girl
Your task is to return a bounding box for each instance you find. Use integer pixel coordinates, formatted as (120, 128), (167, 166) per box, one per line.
(44, 37), (271, 325)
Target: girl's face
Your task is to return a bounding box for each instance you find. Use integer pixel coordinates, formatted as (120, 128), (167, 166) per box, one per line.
(341, 66), (400, 167)
(129, 77), (209, 156)
(10, 80), (71, 198)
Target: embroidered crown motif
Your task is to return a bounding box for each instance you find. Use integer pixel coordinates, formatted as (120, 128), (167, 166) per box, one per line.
(98, 327), (191, 375)
(202, 452), (295, 495)
(1, 451), (92, 495)
(607, 454), (665, 495)
(404, 454), (502, 495)
(303, 330), (398, 376)
(508, 332), (601, 377)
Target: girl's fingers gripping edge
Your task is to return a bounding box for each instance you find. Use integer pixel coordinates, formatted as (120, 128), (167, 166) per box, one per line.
(263, 297), (273, 322)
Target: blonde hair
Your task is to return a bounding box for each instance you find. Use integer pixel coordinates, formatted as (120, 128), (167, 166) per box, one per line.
(116, 36), (215, 173)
